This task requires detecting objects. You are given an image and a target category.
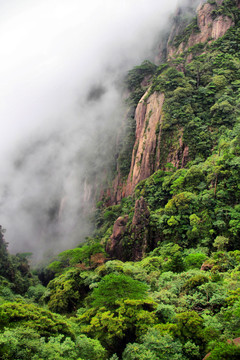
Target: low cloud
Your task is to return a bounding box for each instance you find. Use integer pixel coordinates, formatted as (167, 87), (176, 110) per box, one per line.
(0, 0), (182, 261)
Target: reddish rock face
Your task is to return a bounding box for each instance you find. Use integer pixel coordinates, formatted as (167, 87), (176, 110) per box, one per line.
(168, 2), (234, 59)
(102, 87), (189, 203)
(124, 90), (190, 197)
(111, 216), (129, 242)
(106, 197), (151, 261)
(106, 215), (129, 260)
(125, 92), (165, 196)
(108, 173), (127, 205)
(201, 262), (213, 271)
(202, 352), (211, 360)
(131, 196), (150, 261)
(100, 0), (235, 206)
(227, 338), (240, 345)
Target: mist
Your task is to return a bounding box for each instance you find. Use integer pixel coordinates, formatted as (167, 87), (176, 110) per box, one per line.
(0, 0), (182, 261)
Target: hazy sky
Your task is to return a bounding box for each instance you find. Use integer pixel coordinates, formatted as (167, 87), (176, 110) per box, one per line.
(0, 0), (180, 260)
(0, 0), (178, 157)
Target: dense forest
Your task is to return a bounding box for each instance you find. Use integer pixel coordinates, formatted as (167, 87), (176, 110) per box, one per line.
(1, 0), (240, 359)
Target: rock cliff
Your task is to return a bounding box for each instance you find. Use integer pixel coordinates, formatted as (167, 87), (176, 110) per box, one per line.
(125, 92), (165, 195)
(104, 0), (237, 206)
(167, 0), (235, 59)
(106, 197), (151, 261)
(106, 215), (129, 260)
(104, 0), (240, 261)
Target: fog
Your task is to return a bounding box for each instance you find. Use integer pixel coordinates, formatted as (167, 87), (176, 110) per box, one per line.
(0, 0), (184, 261)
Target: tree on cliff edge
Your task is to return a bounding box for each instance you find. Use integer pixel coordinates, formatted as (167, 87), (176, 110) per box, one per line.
(0, 226), (18, 285)
(0, 225), (11, 279)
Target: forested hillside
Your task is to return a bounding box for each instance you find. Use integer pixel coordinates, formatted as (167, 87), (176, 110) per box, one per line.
(1, 0), (240, 359)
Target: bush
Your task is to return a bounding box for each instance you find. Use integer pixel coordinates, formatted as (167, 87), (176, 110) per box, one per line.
(91, 273), (148, 308)
(184, 253), (207, 270)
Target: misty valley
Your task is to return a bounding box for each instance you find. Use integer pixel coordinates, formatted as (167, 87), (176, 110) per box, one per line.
(1, 0), (240, 359)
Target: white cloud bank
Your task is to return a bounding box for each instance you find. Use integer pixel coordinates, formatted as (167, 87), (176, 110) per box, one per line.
(0, 0), (179, 260)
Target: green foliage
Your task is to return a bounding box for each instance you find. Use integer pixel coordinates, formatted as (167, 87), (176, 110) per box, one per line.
(46, 268), (89, 313)
(207, 341), (240, 359)
(122, 329), (185, 360)
(133, 121), (240, 248)
(218, 299), (240, 338)
(77, 298), (157, 354)
(155, 303), (176, 323)
(75, 334), (107, 360)
(0, 328), (106, 360)
(141, 243), (185, 274)
(0, 282), (16, 303)
(0, 327), (43, 360)
(183, 274), (209, 293)
(90, 273), (148, 308)
(2, 3), (240, 360)
(184, 253), (207, 270)
(26, 284), (46, 303)
(173, 16), (200, 48)
(213, 236), (229, 251)
(126, 60), (157, 106)
(0, 301), (74, 338)
(48, 261), (63, 274)
(211, 0), (240, 22)
(57, 242), (105, 268)
(0, 226), (32, 295)
(176, 311), (204, 344)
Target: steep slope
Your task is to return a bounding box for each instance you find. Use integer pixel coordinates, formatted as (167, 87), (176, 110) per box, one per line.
(101, 0), (240, 260)
(167, 0), (236, 60)
(104, 0), (240, 205)
(2, 3), (240, 360)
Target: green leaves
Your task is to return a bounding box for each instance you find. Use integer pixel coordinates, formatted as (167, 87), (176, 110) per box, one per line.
(123, 330), (185, 360)
(229, 205), (240, 237)
(125, 60), (157, 106)
(0, 328), (106, 360)
(91, 274), (148, 308)
(207, 342), (240, 360)
(184, 253), (207, 270)
(77, 298), (157, 352)
(0, 301), (74, 338)
(46, 268), (89, 313)
(176, 311), (204, 344)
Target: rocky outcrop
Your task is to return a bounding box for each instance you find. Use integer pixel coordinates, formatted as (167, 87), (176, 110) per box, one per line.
(106, 197), (151, 261)
(106, 215), (128, 260)
(101, 0), (236, 205)
(168, 1), (234, 59)
(107, 90), (189, 202)
(102, 0), (239, 263)
(131, 197), (150, 260)
(201, 261), (214, 271)
(117, 90), (188, 198)
(101, 173), (127, 206)
(125, 92), (164, 195)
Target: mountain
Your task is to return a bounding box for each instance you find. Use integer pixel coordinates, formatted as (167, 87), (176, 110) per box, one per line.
(95, 0), (240, 261)
(105, 0), (240, 202)
(1, 1), (240, 359)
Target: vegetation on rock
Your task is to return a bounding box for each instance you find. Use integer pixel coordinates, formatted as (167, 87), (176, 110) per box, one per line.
(1, 1), (240, 359)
